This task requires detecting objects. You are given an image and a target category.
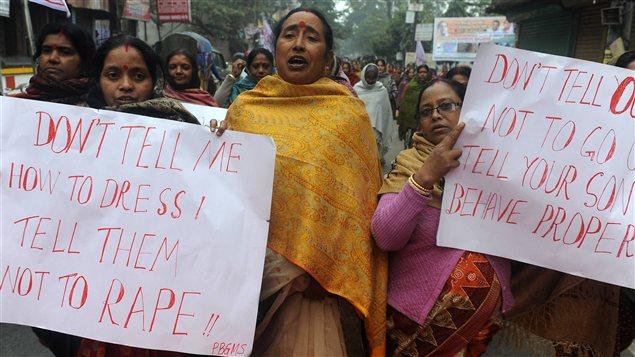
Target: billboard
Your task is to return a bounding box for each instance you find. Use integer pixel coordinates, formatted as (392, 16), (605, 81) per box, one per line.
(433, 16), (515, 62)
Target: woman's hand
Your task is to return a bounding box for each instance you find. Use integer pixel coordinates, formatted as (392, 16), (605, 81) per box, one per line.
(209, 119), (229, 137)
(413, 122), (465, 188)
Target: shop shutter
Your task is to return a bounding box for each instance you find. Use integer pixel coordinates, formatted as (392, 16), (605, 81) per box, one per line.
(517, 13), (574, 56)
(573, 3), (607, 62)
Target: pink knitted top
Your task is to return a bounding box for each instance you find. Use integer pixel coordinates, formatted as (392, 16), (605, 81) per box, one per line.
(371, 184), (514, 324)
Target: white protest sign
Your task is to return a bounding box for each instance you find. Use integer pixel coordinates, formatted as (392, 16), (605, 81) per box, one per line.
(438, 44), (635, 289)
(0, 96), (275, 355)
(180, 102), (227, 127)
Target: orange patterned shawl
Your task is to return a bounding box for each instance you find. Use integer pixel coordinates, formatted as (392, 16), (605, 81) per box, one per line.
(225, 74), (387, 356)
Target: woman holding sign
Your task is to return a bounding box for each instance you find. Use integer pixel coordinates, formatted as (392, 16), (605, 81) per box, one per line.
(77, 35), (225, 357)
(225, 8), (387, 356)
(86, 35), (205, 127)
(13, 23), (95, 106)
(12, 22), (95, 357)
(372, 78), (513, 356)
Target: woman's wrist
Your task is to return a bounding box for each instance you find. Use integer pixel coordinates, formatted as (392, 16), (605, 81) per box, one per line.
(412, 172), (436, 189)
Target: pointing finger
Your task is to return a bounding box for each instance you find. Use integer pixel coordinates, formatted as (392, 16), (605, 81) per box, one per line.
(439, 122), (465, 149)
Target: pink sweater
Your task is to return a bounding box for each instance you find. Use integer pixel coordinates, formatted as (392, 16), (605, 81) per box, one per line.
(372, 184), (514, 324)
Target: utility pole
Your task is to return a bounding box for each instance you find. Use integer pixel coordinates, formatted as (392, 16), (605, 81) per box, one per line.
(22, 0), (36, 58)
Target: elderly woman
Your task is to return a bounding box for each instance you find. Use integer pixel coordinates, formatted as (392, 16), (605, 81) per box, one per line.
(229, 47), (274, 104)
(372, 78), (513, 356)
(14, 22), (95, 106)
(225, 7), (387, 357)
(163, 49), (218, 106)
(354, 63), (401, 172)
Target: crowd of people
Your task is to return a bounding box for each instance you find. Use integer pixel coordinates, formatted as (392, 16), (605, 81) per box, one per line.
(5, 6), (635, 357)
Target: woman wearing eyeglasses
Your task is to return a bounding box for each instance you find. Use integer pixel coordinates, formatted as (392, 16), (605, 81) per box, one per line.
(371, 78), (513, 356)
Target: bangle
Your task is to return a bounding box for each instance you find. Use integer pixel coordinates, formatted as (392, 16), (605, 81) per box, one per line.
(408, 175), (432, 197)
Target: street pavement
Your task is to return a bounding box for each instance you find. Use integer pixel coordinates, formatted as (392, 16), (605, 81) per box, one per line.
(1, 322), (634, 356)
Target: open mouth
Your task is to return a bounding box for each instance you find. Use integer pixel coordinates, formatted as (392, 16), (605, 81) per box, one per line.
(287, 55), (308, 70)
(114, 96), (136, 105)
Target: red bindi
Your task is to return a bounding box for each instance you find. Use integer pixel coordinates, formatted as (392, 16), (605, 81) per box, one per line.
(298, 20), (306, 28)
(124, 43), (129, 52)
(122, 65), (129, 71)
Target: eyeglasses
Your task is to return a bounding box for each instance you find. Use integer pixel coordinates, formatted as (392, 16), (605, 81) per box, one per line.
(417, 102), (462, 120)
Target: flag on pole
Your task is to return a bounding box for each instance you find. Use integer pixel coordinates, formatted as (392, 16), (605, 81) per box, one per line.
(415, 40), (425, 66)
(261, 15), (274, 53)
(29, 0), (70, 17)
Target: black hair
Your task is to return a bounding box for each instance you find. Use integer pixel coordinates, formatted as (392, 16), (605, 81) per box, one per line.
(165, 49), (200, 90)
(444, 66), (471, 80)
(87, 35), (162, 108)
(34, 22), (96, 74)
(415, 78), (466, 119)
(615, 51), (635, 69)
(246, 48), (274, 68)
(416, 64), (430, 72)
(273, 7), (334, 58)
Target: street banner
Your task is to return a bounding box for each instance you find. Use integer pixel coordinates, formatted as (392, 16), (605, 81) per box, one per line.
(29, 0), (70, 17)
(0, 97), (276, 355)
(122, 0), (151, 21)
(415, 23), (433, 42)
(156, 0), (190, 23)
(438, 44), (635, 289)
(433, 17), (514, 62)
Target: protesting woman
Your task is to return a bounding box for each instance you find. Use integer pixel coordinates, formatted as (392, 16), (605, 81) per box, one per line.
(77, 34), (225, 356)
(397, 64), (431, 146)
(376, 58), (398, 113)
(14, 22), (95, 106)
(163, 49), (219, 106)
(342, 60), (360, 85)
(396, 67), (414, 106)
(492, 48), (635, 357)
(614, 50), (635, 69)
(372, 78), (513, 356)
(328, 54), (357, 96)
(229, 48), (274, 104)
(13, 22), (95, 357)
(444, 65), (471, 86)
(354, 63), (401, 172)
(225, 8), (387, 356)
(214, 53), (246, 107)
